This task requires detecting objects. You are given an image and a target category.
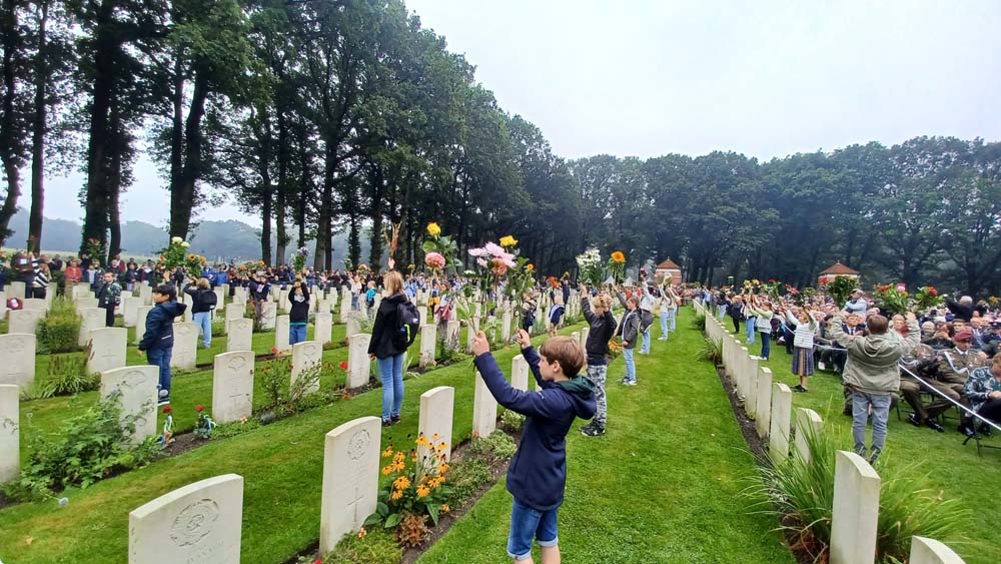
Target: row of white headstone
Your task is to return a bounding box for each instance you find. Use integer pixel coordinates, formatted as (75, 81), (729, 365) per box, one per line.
(694, 301), (967, 564)
(43, 350), (528, 563)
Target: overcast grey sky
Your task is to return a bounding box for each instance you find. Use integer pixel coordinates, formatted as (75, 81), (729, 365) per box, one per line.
(44, 0), (1001, 227)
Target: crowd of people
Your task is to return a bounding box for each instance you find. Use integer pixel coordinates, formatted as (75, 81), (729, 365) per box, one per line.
(698, 284), (1001, 462)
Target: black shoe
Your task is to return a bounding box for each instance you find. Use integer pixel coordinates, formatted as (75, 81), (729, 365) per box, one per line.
(977, 423), (994, 437)
(907, 413), (923, 428)
(792, 385), (808, 393)
(382, 419), (392, 427)
(958, 423), (976, 438)
(867, 448), (881, 464)
(581, 425), (605, 437)
(925, 419), (944, 433)
(391, 415), (401, 424)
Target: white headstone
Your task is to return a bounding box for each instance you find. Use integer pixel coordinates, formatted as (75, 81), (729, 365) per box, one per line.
(445, 319), (460, 349)
(340, 288), (351, 323)
(768, 383), (793, 465)
(472, 371), (497, 437)
(579, 327), (589, 349)
(212, 351), (254, 424)
(0, 384), (19, 483)
(419, 386), (454, 462)
(10, 281), (26, 299)
(182, 294), (194, 323)
(87, 327), (127, 375)
(122, 297), (141, 327)
(139, 284), (153, 306)
(417, 306), (428, 327)
(511, 354), (529, 391)
(129, 474), (244, 564)
(755, 367), (773, 438)
(501, 308), (512, 342)
(465, 323), (476, 354)
(226, 318), (253, 353)
(419, 324), (436, 368)
(318, 300), (332, 314)
(100, 366), (158, 445)
(9, 308), (44, 336)
(319, 417), (381, 554)
(22, 298), (47, 312)
(171, 322), (199, 370)
(75, 297), (99, 314)
(909, 537), (967, 564)
(830, 451), (880, 564)
(291, 341), (322, 394)
(274, 315), (290, 353)
(347, 333), (372, 389)
(260, 302), (277, 331)
(744, 353), (759, 418)
(346, 313), (361, 338)
(793, 407), (823, 464)
(314, 312), (333, 345)
(0, 333), (36, 389)
(225, 302), (244, 324)
(134, 306), (152, 344)
(213, 287), (225, 311)
(78, 307), (105, 346)
(233, 287), (248, 304)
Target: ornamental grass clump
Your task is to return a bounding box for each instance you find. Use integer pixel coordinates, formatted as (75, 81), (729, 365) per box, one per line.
(697, 336), (723, 366)
(36, 297), (81, 354)
(744, 424), (969, 563)
(25, 354), (98, 399)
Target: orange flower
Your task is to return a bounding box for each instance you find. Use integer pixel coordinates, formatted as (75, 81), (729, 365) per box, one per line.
(393, 476), (411, 491)
(382, 447), (394, 458)
(390, 490), (403, 501)
(610, 251), (625, 263)
(440, 504), (450, 513)
(416, 485), (430, 498)
(358, 527), (367, 539)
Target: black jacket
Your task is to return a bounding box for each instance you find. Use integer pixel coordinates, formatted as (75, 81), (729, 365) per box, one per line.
(368, 292), (408, 359)
(581, 296), (617, 366)
(184, 285), (216, 314)
(138, 300), (187, 352)
(288, 287), (310, 323)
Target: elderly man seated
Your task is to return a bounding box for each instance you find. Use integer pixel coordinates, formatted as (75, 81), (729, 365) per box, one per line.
(963, 354), (1001, 436)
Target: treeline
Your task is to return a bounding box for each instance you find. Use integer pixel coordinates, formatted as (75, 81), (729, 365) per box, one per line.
(2, 3), (999, 295)
(577, 137), (1001, 295)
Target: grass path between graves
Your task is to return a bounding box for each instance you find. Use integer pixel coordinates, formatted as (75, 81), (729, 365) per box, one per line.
(419, 308), (795, 564)
(714, 313), (1001, 564)
(0, 323), (584, 564)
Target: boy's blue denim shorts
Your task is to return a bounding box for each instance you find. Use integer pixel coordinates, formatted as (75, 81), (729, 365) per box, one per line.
(507, 498), (559, 560)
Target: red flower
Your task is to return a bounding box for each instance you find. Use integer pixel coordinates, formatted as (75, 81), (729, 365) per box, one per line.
(768, 278), (777, 283)
(163, 406), (172, 414)
(928, 287), (938, 296)
(195, 405), (204, 412)
(338, 360), (348, 370)
(270, 347), (278, 355)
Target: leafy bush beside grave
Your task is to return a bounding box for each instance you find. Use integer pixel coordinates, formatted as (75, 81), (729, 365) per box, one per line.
(11, 394), (163, 497)
(257, 358), (342, 421)
(24, 354), (98, 399)
(691, 310), (707, 331)
(744, 425), (969, 562)
(36, 297), (82, 354)
(697, 336), (723, 365)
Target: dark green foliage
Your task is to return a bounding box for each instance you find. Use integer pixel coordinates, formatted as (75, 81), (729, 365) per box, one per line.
(35, 297), (81, 354)
(25, 354), (98, 399)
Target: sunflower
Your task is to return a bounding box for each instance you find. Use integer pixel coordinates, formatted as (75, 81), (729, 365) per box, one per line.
(610, 251), (626, 263)
(427, 222), (442, 237)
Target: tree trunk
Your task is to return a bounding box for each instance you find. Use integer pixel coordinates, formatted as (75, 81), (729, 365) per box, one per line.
(368, 165), (384, 268)
(314, 140), (334, 271)
(26, 0), (48, 254)
(169, 72), (208, 240)
(260, 186), (272, 266)
(0, 0), (21, 247)
(275, 109), (288, 264)
(168, 47), (184, 239)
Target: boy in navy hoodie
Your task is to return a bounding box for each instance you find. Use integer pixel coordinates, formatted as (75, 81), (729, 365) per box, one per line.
(472, 328), (596, 564)
(138, 284), (187, 405)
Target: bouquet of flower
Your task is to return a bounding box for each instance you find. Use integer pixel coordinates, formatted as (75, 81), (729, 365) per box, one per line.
(762, 278), (782, 301)
(742, 278), (761, 294)
(194, 404), (215, 439)
(160, 236), (192, 273)
(575, 248), (603, 287)
(607, 336), (623, 360)
(357, 263), (371, 276)
(988, 296), (1001, 310)
(821, 275), (858, 308)
(292, 247), (308, 274)
(607, 251), (626, 284)
(872, 283), (909, 315)
(422, 222), (461, 276)
(912, 286), (943, 312)
(185, 253), (206, 279)
(84, 237), (106, 262)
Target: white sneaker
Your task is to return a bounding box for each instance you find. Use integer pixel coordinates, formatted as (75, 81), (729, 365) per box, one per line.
(624, 380), (637, 386)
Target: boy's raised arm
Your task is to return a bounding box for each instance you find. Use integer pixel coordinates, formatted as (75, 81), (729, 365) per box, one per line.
(473, 351), (562, 419)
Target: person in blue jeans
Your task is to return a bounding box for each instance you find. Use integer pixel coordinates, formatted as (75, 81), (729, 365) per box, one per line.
(138, 284), (187, 405)
(184, 278), (216, 348)
(368, 271), (410, 426)
(288, 281), (310, 345)
(617, 295), (641, 385)
(472, 328), (595, 564)
(746, 296), (775, 360)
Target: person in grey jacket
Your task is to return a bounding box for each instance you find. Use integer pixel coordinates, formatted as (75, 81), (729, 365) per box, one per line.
(830, 311), (919, 463)
(617, 295), (641, 386)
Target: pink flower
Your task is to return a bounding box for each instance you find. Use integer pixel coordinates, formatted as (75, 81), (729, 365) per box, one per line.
(425, 252), (446, 269)
(485, 242), (505, 257)
(476, 258), (488, 268)
(468, 247), (487, 258)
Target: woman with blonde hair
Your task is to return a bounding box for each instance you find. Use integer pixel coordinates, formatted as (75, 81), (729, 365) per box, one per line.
(368, 271), (412, 426)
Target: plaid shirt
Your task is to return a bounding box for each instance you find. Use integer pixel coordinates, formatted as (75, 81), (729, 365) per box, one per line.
(963, 366), (1001, 414)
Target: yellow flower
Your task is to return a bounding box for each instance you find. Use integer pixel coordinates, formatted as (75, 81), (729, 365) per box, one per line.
(358, 527), (367, 539)
(416, 433), (430, 448)
(427, 222), (441, 237)
(382, 447), (394, 458)
(610, 251), (625, 263)
(416, 485), (430, 498)
(393, 476), (411, 491)
(393, 461), (405, 472)
(438, 462), (450, 474)
(526, 263), (534, 272)
(440, 504), (450, 513)
(381, 465), (394, 476)
(431, 433), (440, 440)
(500, 235), (518, 247)
(390, 490), (403, 501)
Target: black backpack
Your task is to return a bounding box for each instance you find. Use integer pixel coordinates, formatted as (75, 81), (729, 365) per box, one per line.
(394, 300), (421, 349)
(203, 290), (218, 310)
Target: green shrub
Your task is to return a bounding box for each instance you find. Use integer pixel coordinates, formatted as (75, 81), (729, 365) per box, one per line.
(468, 430), (517, 461)
(24, 354), (99, 399)
(744, 425), (969, 562)
(445, 458), (492, 506)
(690, 311), (706, 331)
(257, 357), (331, 419)
(499, 409), (525, 432)
(323, 526), (401, 564)
(696, 337), (723, 365)
(36, 298), (82, 354)
(18, 393), (164, 495)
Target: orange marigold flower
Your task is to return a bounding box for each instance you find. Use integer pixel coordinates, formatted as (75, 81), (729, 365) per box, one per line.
(390, 490), (403, 501)
(416, 485), (430, 498)
(393, 476), (411, 490)
(610, 251), (625, 263)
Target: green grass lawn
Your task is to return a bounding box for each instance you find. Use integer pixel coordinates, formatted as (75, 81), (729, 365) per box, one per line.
(708, 310), (1001, 564)
(0, 324), (584, 564)
(419, 308), (794, 564)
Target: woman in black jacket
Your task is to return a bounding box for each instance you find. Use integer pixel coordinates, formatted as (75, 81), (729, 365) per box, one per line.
(368, 271), (410, 426)
(579, 285), (617, 437)
(288, 280), (310, 345)
(184, 278), (217, 348)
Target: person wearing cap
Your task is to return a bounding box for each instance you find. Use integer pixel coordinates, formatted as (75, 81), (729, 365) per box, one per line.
(843, 289), (868, 316)
(936, 328), (981, 435)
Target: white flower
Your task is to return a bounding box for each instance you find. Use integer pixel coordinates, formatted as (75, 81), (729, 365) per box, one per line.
(181, 241), (190, 248)
(171, 236), (183, 244)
